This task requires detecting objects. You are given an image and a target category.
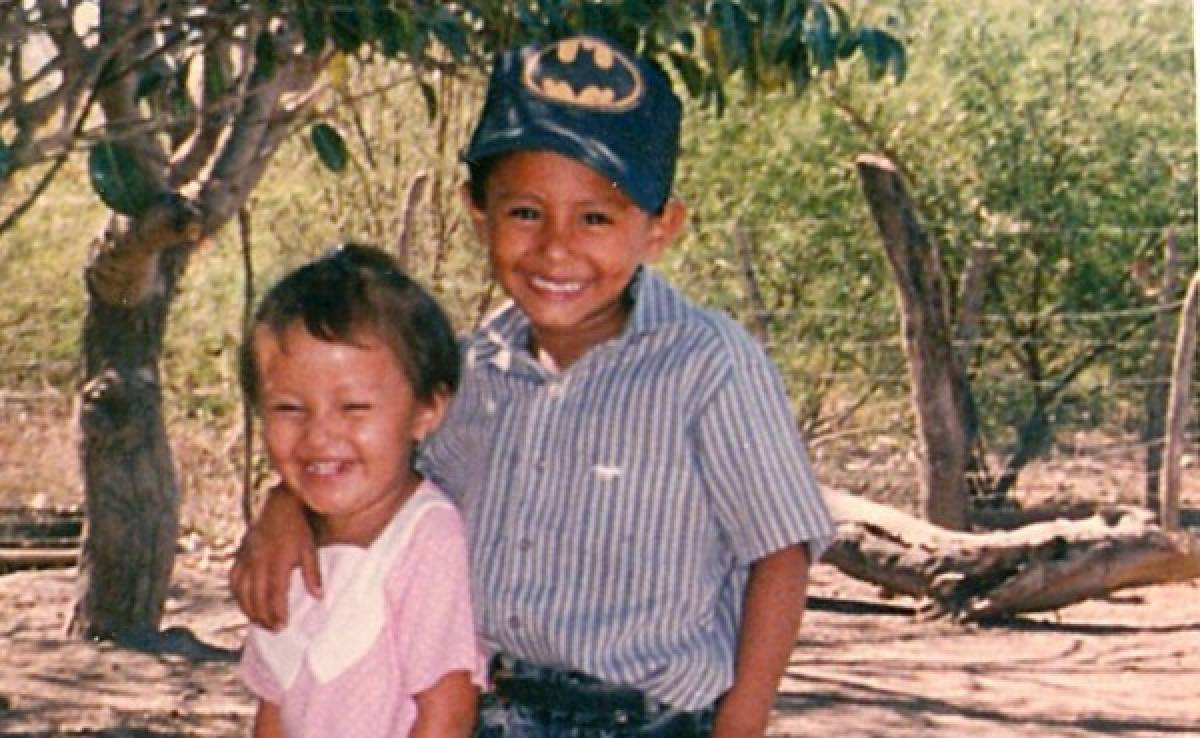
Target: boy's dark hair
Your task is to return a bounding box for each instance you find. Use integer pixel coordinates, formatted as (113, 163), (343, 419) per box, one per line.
(463, 35), (681, 215)
(239, 243), (460, 406)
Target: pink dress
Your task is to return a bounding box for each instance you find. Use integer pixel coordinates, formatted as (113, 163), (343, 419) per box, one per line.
(241, 482), (486, 737)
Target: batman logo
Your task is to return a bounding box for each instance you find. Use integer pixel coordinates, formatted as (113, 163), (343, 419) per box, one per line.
(522, 37), (644, 112)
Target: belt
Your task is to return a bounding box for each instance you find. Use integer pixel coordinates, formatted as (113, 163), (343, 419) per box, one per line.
(488, 654), (701, 727)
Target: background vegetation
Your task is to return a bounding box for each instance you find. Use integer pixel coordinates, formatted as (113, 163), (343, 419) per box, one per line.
(1, 0), (1195, 538)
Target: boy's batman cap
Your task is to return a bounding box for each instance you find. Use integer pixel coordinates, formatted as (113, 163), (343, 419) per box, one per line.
(464, 35), (682, 213)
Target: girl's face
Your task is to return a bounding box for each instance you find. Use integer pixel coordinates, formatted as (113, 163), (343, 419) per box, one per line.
(253, 321), (446, 546)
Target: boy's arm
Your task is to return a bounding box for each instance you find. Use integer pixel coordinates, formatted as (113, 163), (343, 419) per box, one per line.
(712, 543), (812, 738)
(252, 700), (284, 738)
(230, 484), (322, 630)
(409, 670), (479, 738)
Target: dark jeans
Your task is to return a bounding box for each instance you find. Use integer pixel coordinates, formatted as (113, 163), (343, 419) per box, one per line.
(473, 656), (714, 738)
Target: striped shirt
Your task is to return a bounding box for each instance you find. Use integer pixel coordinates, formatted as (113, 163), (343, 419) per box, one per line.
(420, 267), (835, 710)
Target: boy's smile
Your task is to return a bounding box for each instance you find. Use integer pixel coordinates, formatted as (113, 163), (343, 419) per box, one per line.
(467, 150), (685, 368)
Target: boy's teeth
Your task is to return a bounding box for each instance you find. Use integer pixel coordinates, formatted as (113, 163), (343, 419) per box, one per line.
(532, 276), (582, 293)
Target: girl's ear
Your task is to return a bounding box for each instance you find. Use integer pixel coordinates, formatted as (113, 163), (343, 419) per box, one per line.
(412, 390), (451, 443)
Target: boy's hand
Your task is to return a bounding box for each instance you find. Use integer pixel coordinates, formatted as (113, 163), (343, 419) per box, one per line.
(712, 544), (812, 738)
(229, 484), (321, 630)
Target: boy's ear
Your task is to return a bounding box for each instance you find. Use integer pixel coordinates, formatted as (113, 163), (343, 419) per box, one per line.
(643, 198), (687, 263)
(413, 390), (451, 443)
(460, 184), (487, 239)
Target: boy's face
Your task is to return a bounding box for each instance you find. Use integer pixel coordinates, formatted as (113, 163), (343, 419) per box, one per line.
(466, 150), (685, 367)
(254, 322), (445, 545)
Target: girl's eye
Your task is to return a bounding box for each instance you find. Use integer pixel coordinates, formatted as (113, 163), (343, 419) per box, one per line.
(267, 402), (303, 415)
(507, 206), (540, 221)
(343, 402), (372, 413)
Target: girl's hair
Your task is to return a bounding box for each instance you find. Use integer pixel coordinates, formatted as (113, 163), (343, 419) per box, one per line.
(239, 243), (460, 406)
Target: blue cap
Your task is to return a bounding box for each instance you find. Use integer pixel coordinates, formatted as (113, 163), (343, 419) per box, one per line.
(464, 35), (682, 213)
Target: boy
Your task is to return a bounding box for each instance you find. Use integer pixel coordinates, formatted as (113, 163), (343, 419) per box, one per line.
(232, 34), (835, 737)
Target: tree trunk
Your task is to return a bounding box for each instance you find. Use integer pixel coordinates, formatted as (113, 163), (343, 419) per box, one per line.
(68, 244), (191, 639)
(856, 154), (974, 530)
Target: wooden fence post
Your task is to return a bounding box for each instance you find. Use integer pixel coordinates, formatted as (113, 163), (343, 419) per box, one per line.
(1160, 271), (1199, 530)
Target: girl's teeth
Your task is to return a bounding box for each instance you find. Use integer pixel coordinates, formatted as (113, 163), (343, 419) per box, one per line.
(307, 461), (342, 475)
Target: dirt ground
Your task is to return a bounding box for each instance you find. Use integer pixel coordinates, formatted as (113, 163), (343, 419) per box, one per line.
(1, 546), (1197, 738)
(2, 399), (1197, 736)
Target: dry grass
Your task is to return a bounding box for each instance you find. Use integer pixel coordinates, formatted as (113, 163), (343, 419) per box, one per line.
(0, 393), (253, 547)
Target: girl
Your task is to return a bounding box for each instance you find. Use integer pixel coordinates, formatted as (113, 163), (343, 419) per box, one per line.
(238, 243), (484, 738)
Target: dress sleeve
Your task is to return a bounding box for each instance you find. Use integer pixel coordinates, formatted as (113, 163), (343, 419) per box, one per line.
(386, 504), (487, 695)
(693, 335), (837, 564)
(240, 626), (285, 705)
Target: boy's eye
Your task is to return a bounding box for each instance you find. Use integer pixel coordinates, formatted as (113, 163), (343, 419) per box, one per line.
(582, 211), (614, 226)
(343, 402), (372, 413)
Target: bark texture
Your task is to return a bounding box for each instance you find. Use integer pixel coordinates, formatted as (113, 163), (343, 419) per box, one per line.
(856, 154), (974, 530)
(823, 490), (1200, 622)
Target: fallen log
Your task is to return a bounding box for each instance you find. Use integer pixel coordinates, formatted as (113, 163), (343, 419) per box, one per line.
(822, 490), (1200, 622)
(0, 547), (78, 574)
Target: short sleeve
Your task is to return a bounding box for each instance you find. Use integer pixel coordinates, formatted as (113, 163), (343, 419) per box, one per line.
(386, 505), (487, 695)
(693, 335), (836, 564)
(241, 626), (285, 705)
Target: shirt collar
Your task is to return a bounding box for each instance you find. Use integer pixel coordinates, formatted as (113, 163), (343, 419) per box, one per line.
(466, 266), (688, 371)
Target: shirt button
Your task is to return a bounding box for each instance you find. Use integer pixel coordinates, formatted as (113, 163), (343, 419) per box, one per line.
(508, 615), (521, 630)
(517, 538), (532, 552)
(547, 383), (563, 399)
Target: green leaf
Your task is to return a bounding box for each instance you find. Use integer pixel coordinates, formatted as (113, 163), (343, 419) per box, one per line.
(310, 123), (348, 173)
(830, 3), (860, 59)
(788, 43), (812, 92)
(0, 140), (12, 181)
(253, 31), (277, 81)
(134, 61), (168, 101)
(426, 7), (468, 59)
(884, 32), (907, 83)
(857, 28), (889, 81)
(374, 7), (411, 58)
(203, 48), (228, 99)
(418, 79), (439, 122)
(296, 0), (328, 55)
(331, 1), (366, 52)
(716, 0), (752, 73)
(88, 140), (159, 216)
(669, 51), (706, 99)
(804, 3), (836, 71)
